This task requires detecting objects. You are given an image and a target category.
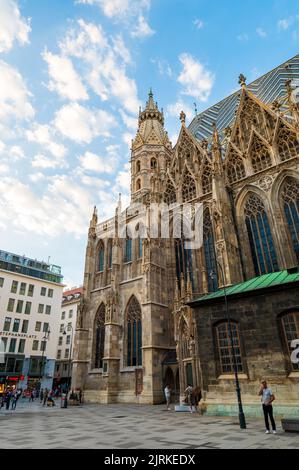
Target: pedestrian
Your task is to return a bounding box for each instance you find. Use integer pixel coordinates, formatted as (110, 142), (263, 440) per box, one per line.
(43, 388), (48, 406)
(78, 388), (82, 404)
(258, 380), (277, 434)
(5, 389), (12, 410)
(184, 384), (194, 413)
(29, 389), (35, 402)
(11, 392), (18, 410)
(164, 384), (171, 410)
(40, 388), (44, 403)
(192, 387), (202, 413)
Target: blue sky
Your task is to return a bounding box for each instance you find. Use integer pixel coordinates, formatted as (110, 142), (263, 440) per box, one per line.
(0, 0), (298, 288)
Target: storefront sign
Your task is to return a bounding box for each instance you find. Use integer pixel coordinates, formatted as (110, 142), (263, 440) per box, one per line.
(0, 331), (37, 339)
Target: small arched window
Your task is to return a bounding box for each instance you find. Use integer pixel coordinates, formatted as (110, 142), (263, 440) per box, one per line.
(244, 194), (279, 276)
(136, 160), (141, 173)
(281, 177), (299, 263)
(280, 311), (299, 371)
(216, 321), (244, 374)
(151, 158), (157, 169)
(136, 179), (141, 191)
(94, 304), (106, 369)
(127, 296), (142, 367)
(98, 243), (104, 272)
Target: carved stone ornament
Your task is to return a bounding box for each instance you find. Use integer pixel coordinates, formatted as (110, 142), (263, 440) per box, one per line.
(216, 241), (225, 257)
(257, 175), (274, 192)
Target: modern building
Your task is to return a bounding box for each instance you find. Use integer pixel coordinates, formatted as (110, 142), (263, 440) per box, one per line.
(72, 55), (299, 414)
(54, 287), (82, 390)
(0, 250), (64, 392)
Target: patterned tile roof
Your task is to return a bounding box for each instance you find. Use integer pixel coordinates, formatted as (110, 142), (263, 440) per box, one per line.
(188, 54), (299, 142)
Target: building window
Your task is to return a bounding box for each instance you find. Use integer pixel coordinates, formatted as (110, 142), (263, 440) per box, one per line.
(174, 239), (193, 290)
(35, 322), (41, 332)
(69, 310), (73, 319)
(124, 237), (132, 263)
(138, 237), (143, 259)
(32, 340), (39, 351)
(41, 287), (46, 296)
(28, 284), (34, 297)
(151, 158), (157, 169)
(19, 282), (26, 295)
(43, 323), (49, 333)
(164, 178), (176, 205)
(126, 296), (142, 367)
(65, 349), (69, 359)
(136, 179), (141, 191)
(94, 303), (106, 369)
(1, 337), (7, 352)
(203, 210), (218, 292)
(281, 311), (299, 371)
(48, 289), (54, 298)
(108, 239), (113, 269)
(63, 363), (68, 372)
(66, 335), (71, 345)
(38, 304), (44, 314)
(6, 357), (15, 372)
(13, 318), (20, 333)
(67, 322), (72, 331)
(58, 337), (63, 346)
(244, 194), (279, 276)
(281, 177), (299, 263)
(4, 317), (12, 332)
(136, 160), (141, 173)
(9, 338), (17, 353)
(98, 243), (105, 272)
(43, 305), (51, 318)
(216, 322), (244, 374)
(57, 350), (62, 360)
(61, 311), (65, 320)
(202, 163), (212, 195)
(18, 339), (26, 354)
(25, 302), (32, 315)
(22, 320), (29, 333)
(60, 324), (64, 333)
(11, 280), (18, 293)
(16, 300), (24, 314)
(182, 168), (196, 202)
(7, 298), (15, 312)
(56, 363), (60, 373)
(0, 277), (4, 288)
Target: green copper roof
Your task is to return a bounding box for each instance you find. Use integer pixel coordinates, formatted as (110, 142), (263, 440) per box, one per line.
(189, 268), (299, 306)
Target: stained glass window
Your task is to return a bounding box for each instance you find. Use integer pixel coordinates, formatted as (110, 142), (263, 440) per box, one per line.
(203, 210), (218, 292)
(94, 304), (105, 369)
(244, 194), (279, 275)
(281, 178), (299, 263)
(127, 297), (142, 367)
(98, 243), (104, 272)
(124, 237), (132, 263)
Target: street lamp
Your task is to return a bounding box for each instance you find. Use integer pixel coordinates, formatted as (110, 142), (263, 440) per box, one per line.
(38, 329), (51, 392)
(62, 324), (74, 408)
(210, 261), (247, 430)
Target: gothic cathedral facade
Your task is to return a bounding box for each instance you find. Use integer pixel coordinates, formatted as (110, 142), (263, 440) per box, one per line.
(72, 56), (299, 407)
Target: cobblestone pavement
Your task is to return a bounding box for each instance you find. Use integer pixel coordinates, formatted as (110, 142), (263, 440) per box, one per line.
(0, 400), (298, 449)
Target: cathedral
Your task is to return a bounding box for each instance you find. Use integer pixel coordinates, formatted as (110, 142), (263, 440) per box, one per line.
(72, 55), (299, 416)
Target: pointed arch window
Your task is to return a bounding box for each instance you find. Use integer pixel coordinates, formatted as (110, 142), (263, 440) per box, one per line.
(280, 311), (299, 371)
(127, 297), (142, 367)
(281, 177), (299, 262)
(216, 321), (244, 374)
(240, 95), (268, 145)
(202, 163), (212, 195)
(164, 179), (176, 205)
(107, 239), (113, 269)
(98, 243), (104, 272)
(136, 160), (141, 173)
(203, 210), (218, 292)
(94, 304), (105, 369)
(151, 158), (157, 169)
(136, 179), (141, 191)
(175, 239), (193, 288)
(277, 125), (299, 162)
(138, 237), (143, 259)
(250, 137), (272, 173)
(244, 194), (279, 276)
(124, 236), (132, 263)
(182, 169), (196, 202)
(226, 149), (246, 184)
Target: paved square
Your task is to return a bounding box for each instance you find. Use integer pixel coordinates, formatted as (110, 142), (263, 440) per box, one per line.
(0, 400), (298, 449)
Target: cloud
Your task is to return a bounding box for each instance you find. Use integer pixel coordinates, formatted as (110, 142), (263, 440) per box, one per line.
(119, 110), (138, 130)
(54, 102), (117, 143)
(152, 59), (173, 78)
(193, 19), (204, 30)
(26, 123), (67, 158)
(278, 18), (293, 31)
(42, 50), (89, 101)
(29, 172), (47, 183)
(0, 60), (34, 123)
(76, 0), (151, 21)
(78, 151), (117, 174)
(131, 15), (155, 38)
(0, 0), (31, 53)
(237, 33), (249, 42)
(166, 101), (194, 123)
(177, 53), (214, 102)
(10, 145), (24, 160)
(31, 153), (66, 169)
(256, 28), (267, 38)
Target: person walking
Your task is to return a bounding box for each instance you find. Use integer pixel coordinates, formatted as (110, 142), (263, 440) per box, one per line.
(185, 384), (194, 413)
(192, 387), (202, 413)
(5, 389), (12, 410)
(11, 391), (18, 410)
(40, 388), (44, 403)
(29, 389), (35, 403)
(258, 380), (277, 434)
(164, 384), (171, 411)
(43, 388), (48, 406)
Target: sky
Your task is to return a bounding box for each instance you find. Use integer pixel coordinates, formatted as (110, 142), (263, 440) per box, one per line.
(0, 0), (298, 289)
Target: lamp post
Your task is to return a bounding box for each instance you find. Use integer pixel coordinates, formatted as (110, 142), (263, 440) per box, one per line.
(63, 325), (74, 408)
(210, 261), (247, 430)
(38, 329), (51, 393)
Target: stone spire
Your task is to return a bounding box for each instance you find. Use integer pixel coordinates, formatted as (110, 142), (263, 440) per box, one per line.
(138, 89), (164, 127)
(88, 206), (98, 238)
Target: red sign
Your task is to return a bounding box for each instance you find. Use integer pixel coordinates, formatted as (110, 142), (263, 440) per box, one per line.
(7, 377), (18, 381)
(20, 375), (25, 381)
